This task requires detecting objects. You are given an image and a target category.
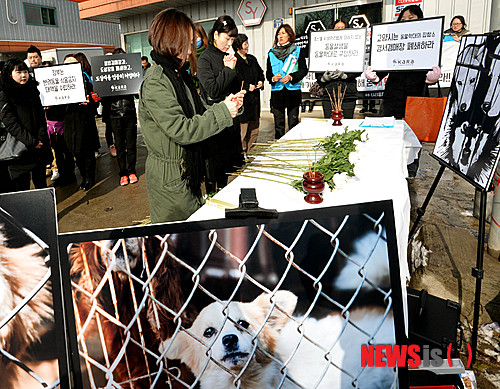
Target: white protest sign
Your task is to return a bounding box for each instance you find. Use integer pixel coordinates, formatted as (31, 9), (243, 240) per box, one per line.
(308, 28), (367, 73)
(370, 16), (444, 72)
(430, 39), (460, 88)
(34, 63), (86, 106)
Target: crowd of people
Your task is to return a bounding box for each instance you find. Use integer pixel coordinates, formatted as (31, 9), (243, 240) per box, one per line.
(0, 6), (472, 223)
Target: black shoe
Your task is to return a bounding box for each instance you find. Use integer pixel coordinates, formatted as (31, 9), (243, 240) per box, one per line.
(83, 180), (95, 191)
(360, 108), (368, 113)
(79, 182), (86, 190)
(369, 108), (378, 113)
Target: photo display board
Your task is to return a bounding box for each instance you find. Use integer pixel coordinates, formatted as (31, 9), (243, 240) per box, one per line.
(91, 53), (142, 97)
(34, 62), (86, 106)
(432, 34), (500, 190)
(308, 28), (367, 73)
(370, 16), (444, 72)
(58, 201), (407, 389)
(0, 189), (68, 389)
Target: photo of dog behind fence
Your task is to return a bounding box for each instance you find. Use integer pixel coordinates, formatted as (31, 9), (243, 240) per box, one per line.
(64, 205), (406, 388)
(0, 189), (61, 389)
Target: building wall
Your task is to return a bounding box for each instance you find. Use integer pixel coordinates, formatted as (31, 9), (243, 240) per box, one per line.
(121, 0), (494, 109)
(0, 0), (120, 46)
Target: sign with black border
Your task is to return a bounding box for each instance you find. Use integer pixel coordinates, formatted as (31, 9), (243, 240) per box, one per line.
(308, 27), (367, 73)
(34, 63), (86, 106)
(91, 53), (142, 97)
(369, 16), (444, 72)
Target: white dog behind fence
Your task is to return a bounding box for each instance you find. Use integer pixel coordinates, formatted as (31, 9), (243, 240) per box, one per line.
(162, 291), (396, 389)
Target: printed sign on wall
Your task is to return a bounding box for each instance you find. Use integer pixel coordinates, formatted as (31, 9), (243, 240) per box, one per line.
(91, 53), (142, 97)
(370, 16), (444, 72)
(395, 0), (423, 17)
(308, 28), (367, 72)
(34, 63), (86, 106)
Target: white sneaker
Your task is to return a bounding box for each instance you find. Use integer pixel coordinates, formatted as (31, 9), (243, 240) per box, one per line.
(51, 169), (60, 181)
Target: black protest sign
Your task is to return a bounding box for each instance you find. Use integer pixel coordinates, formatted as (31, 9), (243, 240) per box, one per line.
(370, 16), (444, 72)
(91, 53), (142, 97)
(34, 63), (86, 106)
(308, 28), (367, 73)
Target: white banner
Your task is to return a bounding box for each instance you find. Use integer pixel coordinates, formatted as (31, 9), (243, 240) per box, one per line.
(34, 63), (86, 106)
(308, 28), (367, 73)
(370, 17), (444, 72)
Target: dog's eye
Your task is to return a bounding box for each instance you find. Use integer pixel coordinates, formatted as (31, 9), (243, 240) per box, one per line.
(237, 320), (249, 329)
(203, 327), (217, 338)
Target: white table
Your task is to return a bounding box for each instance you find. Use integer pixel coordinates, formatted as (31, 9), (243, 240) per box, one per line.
(189, 118), (421, 328)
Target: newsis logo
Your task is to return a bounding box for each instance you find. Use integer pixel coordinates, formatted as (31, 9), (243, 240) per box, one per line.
(361, 343), (472, 368)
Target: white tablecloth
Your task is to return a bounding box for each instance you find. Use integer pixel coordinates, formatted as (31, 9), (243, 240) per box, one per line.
(189, 118), (421, 329)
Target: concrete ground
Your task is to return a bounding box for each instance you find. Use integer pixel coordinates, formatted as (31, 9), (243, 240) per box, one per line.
(50, 102), (499, 387)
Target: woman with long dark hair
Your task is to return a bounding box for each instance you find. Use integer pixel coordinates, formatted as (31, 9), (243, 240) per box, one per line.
(197, 15), (244, 192)
(266, 24), (308, 139)
(0, 58), (51, 190)
(63, 54), (99, 190)
(139, 9), (244, 223)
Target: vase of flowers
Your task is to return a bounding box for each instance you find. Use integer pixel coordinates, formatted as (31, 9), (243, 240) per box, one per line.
(302, 171), (325, 204)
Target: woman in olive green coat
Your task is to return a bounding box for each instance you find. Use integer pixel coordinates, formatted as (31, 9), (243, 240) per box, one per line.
(139, 8), (244, 223)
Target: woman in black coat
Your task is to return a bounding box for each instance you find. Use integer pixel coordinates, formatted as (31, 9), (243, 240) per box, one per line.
(197, 15), (243, 192)
(63, 55), (99, 190)
(0, 58), (51, 190)
(233, 34), (265, 156)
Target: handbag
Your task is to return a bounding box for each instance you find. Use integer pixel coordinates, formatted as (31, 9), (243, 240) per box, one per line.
(0, 123), (28, 161)
(404, 83), (447, 142)
(309, 81), (325, 98)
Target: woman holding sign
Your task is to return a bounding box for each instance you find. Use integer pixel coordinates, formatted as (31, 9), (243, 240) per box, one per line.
(316, 18), (361, 119)
(365, 5), (441, 120)
(266, 24), (308, 139)
(139, 9), (245, 223)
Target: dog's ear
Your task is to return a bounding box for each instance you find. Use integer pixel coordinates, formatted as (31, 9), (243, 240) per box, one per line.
(252, 291), (297, 331)
(160, 330), (189, 361)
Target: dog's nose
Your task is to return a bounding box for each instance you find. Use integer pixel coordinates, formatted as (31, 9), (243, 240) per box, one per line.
(222, 334), (238, 350)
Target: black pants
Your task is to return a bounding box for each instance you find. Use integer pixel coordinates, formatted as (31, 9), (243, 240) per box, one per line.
(74, 150), (96, 184)
(9, 163), (47, 191)
(105, 120), (114, 147)
(272, 105), (300, 139)
(52, 134), (76, 182)
(110, 117), (137, 177)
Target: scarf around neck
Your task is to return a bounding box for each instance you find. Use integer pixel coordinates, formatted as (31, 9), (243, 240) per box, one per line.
(150, 50), (207, 198)
(270, 42), (297, 60)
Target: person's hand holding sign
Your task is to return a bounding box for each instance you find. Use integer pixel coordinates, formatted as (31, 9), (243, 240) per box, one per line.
(256, 81), (263, 89)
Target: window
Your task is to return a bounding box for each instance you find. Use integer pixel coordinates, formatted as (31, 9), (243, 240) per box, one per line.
(24, 3), (57, 26)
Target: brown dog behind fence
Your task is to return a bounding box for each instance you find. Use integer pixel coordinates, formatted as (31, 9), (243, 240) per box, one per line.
(69, 237), (196, 388)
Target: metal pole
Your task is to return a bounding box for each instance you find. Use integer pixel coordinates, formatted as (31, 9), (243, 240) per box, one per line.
(409, 164), (446, 241)
(471, 189), (486, 365)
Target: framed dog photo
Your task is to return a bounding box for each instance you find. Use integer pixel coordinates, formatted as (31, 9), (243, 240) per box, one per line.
(432, 34), (500, 190)
(0, 188), (69, 389)
(58, 201), (408, 389)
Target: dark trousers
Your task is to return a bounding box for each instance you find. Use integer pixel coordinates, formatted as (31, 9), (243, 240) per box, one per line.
(110, 117), (137, 177)
(272, 105), (300, 139)
(0, 162), (15, 193)
(52, 134), (76, 182)
(105, 120), (114, 147)
(74, 150), (96, 184)
(9, 163), (47, 191)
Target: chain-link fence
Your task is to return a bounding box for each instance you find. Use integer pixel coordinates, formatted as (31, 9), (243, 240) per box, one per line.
(68, 212), (398, 389)
(0, 207), (60, 389)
